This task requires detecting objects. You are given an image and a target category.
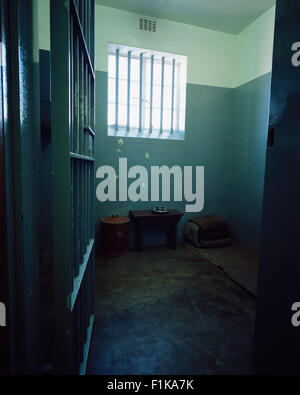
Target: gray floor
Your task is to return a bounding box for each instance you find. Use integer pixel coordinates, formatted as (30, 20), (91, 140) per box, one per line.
(86, 245), (256, 375)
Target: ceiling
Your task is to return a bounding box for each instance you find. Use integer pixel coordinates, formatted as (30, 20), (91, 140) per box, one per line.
(95, 0), (276, 35)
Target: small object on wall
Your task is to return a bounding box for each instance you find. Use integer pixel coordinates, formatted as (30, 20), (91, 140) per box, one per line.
(100, 215), (130, 257)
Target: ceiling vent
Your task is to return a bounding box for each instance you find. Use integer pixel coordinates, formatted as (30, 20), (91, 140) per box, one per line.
(139, 18), (157, 32)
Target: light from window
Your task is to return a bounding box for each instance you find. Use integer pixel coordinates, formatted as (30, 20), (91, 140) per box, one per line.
(107, 43), (187, 140)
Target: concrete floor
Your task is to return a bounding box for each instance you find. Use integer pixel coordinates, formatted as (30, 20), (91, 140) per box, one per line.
(86, 245), (256, 375)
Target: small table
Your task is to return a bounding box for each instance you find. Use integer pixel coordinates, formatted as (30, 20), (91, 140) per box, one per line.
(130, 209), (184, 252)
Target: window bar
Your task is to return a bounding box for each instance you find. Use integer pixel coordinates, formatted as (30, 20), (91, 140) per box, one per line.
(139, 53), (143, 133)
(127, 51), (131, 132)
(160, 56), (165, 134)
(175, 62), (181, 132)
(149, 55), (154, 133)
(115, 49), (119, 131)
(171, 58), (175, 134)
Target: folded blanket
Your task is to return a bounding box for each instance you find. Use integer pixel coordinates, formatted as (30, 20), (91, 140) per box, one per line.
(184, 222), (231, 249)
(200, 229), (230, 241)
(190, 215), (228, 233)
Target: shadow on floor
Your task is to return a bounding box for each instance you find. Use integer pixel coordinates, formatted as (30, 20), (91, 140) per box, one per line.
(86, 245), (256, 375)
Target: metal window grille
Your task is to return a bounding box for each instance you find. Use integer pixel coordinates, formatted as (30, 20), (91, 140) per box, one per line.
(107, 44), (187, 138)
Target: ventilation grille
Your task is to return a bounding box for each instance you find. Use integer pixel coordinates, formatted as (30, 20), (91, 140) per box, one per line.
(139, 18), (157, 32)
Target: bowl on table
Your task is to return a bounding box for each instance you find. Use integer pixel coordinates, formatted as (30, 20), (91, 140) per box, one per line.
(152, 206), (169, 214)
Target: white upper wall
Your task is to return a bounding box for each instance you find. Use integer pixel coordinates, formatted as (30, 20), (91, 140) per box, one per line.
(95, 5), (236, 88)
(234, 5), (276, 88)
(38, 0), (50, 51)
(37, 0), (275, 89)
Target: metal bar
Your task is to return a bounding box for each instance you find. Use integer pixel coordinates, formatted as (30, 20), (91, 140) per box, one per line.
(75, 161), (80, 277)
(71, 159), (75, 286)
(85, 63), (88, 155)
(85, 162), (88, 248)
(70, 0), (95, 80)
(80, 163), (84, 263)
(84, 0), (87, 42)
(70, 16), (74, 151)
(50, 0), (73, 374)
(87, 164), (90, 241)
(79, 50), (83, 154)
(139, 53), (143, 133)
(71, 239), (94, 310)
(90, 0), (95, 68)
(74, 34), (80, 152)
(160, 56), (165, 134)
(171, 58), (175, 134)
(79, 314), (94, 375)
(127, 51), (131, 131)
(149, 55), (154, 133)
(84, 126), (95, 137)
(115, 49), (119, 131)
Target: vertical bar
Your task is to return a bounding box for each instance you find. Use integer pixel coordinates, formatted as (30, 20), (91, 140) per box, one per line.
(84, 0), (87, 42)
(80, 51), (85, 154)
(85, 162), (88, 247)
(74, 35), (79, 152)
(115, 49), (119, 131)
(70, 17), (74, 151)
(127, 51), (131, 132)
(50, 0), (73, 374)
(171, 58), (175, 134)
(71, 159), (75, 286)
(139, 53), (143, 133)
(75, 160), (80, 277)
(149, 55), (154, 133)
(160, 56), (165, 134)
(87, 163), (90, 240)
(90, 0), (95, 68)
(175, 63), (181, 133)
(85, 64), (88, 155)
(80, 163), (84, 262)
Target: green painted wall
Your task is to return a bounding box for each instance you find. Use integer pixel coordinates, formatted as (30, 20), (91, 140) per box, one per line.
(95, 71), (234, 248)
(92, 5), (275, 250)
(230, 73), (272, 250)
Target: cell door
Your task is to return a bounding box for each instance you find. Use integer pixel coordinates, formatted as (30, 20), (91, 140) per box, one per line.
(50, 0), (95, 374)
(254, 1), (300, 374)
(0, 0), (9, 375)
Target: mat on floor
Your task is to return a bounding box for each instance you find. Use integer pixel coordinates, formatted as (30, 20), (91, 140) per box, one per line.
(186, 242), (259, 296)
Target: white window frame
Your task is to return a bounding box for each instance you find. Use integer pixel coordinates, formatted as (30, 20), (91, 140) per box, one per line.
(107, 43), (187, 141)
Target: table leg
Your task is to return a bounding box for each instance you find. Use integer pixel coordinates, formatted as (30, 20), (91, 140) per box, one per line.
(135, 221), (144, 252)
(168, 224), (177, 249)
